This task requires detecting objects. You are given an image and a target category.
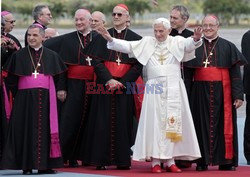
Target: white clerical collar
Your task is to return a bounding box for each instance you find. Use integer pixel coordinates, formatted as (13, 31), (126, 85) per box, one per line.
(33, 45), (42, 51)
(177, 27), (186, 34)
(204, 35), (219, 43)
(78, 30), (91, 36)
(114, 27), (126, 33)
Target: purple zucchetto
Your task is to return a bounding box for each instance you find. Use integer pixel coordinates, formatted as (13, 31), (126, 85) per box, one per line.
(1, 11), (11, 16)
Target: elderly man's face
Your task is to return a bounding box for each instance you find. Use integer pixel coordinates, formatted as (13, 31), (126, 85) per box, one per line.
(154, 23), (170, 42)
(3, 14), (15, 33)
(75, 10), (91, 33)
(202, 16), (219, 39)
(91, 13), (104, 30)
(44, 28), (57, 40)
(112, 6), (129, 29)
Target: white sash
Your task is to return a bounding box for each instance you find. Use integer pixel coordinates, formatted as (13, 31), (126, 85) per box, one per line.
(147, 64), (182, 142)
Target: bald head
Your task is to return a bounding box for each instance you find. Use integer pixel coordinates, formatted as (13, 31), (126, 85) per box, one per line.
(45, 28), (59, 40)
(91, 11), (106, 30)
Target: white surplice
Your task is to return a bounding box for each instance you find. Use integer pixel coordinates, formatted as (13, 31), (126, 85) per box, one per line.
(107, 36), (201, 161)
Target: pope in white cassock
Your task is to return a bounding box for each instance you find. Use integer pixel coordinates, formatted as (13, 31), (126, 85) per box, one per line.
(96, 17), (202, 173)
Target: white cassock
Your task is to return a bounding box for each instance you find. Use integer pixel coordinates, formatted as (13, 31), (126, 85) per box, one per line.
(107, 35), (202, 161)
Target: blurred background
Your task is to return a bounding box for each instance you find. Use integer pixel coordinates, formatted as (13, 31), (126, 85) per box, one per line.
(2, 0), (250, 28)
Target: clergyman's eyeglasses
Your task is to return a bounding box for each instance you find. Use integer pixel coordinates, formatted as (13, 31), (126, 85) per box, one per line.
(5, 20), (16, 24)
(112, 13), (123, 17)
(202, 24), (218, 29)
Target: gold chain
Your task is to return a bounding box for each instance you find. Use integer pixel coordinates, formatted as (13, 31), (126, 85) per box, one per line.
(77, 31), (92, 49)
(113, 28), (128, 61)
(27, 46), (43, 72)
(203, 37), (219, 62)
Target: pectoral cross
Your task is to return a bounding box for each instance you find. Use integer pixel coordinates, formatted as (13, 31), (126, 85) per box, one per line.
(158, 54), (166, 65)
(86, 56), (92, 66)
(116, 56), (121, 66)
(32, 70), (39, 79)
(203, 58), (210, 68)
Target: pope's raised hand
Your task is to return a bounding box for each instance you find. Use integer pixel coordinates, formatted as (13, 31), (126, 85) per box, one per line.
(193, 26), (203, 42)
(96, 26), (113, 42)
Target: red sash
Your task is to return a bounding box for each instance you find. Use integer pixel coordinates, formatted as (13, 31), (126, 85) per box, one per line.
(194, 67), (233, 159)
(104, 61), (144, 120)
(67, 65), (94, 80)
(104, 61), (131, 77)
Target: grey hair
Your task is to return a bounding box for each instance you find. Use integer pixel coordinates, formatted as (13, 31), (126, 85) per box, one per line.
(75, 9), (92, 20)
(1, 16), (5, 34)
(92, 11), (106, 23)
(1, 16), (5, 26)
(152, 18), (171, 29)
(32, 5), (48, 21)
(28, 24), (45, 36)
(171, 5), (190, 21)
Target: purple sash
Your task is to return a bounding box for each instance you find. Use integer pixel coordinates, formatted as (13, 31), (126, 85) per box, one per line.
(18, 74), (61, 158)
(2, 81), (11, 121)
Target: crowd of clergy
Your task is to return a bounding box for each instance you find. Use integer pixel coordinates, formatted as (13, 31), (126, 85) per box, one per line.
(1, 1), (250, 175)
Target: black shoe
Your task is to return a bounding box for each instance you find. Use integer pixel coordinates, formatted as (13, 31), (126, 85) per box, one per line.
(176, 161), (192, 168)
(82, 162), (91, 166)
(218, 164), (236, 171)
(96, 166), (107, 170)
(69, 160), (79, 167)
(160, 162), (164, 169)
(22, 170), (32, 175)
(247, 160), (250, 165)
(196, 165), (208, 171)
(38, 169), (57, 174)
(117, 166), (131, 170)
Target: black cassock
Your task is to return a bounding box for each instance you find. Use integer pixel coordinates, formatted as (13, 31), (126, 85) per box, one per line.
(242, 30), (250, 162)
(44, 31), (98, 161)
(1, 33), (22, 162)
(170, 28), (193, 38)
(1, 46), (67, 170)
(81, 28), (142, 167)
(184, 37), (246, 166)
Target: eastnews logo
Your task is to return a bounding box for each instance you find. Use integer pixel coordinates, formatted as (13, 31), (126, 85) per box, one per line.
(86, 82), (163, 94)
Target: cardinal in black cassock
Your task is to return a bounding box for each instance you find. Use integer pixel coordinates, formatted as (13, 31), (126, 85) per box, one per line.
(81, 4), (143, 169)
(43, 9), (99, 166)
(184, 15), (246, 171)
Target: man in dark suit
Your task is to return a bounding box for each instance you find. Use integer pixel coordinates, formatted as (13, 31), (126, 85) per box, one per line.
(242, 30), (250, 165)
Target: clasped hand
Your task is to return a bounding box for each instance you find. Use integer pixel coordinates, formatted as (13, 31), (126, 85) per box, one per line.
(1, 37), (16, 49)
(106, 79), (125, 91)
